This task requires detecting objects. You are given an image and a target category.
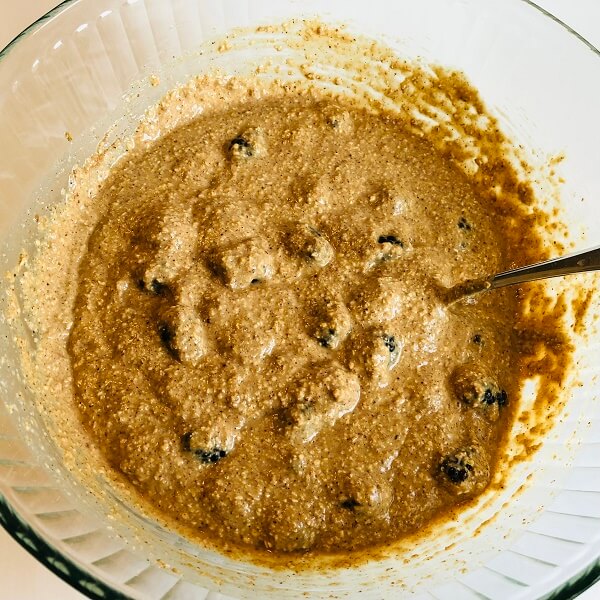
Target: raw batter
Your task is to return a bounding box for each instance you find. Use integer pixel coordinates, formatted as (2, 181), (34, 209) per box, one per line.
(66, 91), (530, 554)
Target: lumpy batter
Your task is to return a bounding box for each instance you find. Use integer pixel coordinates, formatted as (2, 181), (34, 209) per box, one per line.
(68, 90), (532, 554)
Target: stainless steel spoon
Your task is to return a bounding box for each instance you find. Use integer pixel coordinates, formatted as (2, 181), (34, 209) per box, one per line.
(444, 244), (600, 303)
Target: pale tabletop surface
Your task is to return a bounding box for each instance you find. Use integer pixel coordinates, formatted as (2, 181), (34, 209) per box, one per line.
(1, 1), (599, 599)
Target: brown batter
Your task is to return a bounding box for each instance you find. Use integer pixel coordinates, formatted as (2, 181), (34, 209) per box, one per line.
(66, 89), (532, 555)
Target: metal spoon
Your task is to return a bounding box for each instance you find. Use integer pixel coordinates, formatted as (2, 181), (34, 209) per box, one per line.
(443, 244), (600, 303)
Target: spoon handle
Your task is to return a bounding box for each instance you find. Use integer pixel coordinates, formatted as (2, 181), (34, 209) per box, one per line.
(491, 244), (600, 289)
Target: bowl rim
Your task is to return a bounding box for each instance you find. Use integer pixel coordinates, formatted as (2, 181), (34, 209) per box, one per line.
(0, 1), (599, 599)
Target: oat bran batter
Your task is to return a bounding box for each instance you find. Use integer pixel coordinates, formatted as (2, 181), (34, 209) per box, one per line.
(63, 87), (547, 555)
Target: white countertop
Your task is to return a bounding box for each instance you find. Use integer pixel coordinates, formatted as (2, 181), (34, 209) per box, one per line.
(1, 1), (599, 598)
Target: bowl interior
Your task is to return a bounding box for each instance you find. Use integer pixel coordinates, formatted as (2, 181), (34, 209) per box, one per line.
(0, 1), (599, 599)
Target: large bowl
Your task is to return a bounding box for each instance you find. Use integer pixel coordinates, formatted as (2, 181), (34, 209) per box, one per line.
(1, 0), (599, 598)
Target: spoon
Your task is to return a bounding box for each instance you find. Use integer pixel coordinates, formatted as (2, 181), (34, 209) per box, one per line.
(444, 244), (600, 303)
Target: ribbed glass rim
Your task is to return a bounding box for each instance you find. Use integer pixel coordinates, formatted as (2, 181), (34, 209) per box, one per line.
(0, 1), (599, 599)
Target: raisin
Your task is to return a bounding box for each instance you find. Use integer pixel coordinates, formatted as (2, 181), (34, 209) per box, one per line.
(443, 461), (471, 484)
(195, 448), (228, 463)
(441, 451), (476, 483)
(458, 216), (472, 230)
(499, 389), (508, 406)
(158, 322), (180, 360)
(181, 433), (227, 464)
(150, 279), (166, 295)
(340, 498), (361, 510)
(338, 472), (393, 519)
(157, 306), (207, 366)
(318, 328), (338, 348)
(137, 277), (168, 296)
(482, 388), (508, 406)
(382, 333), (400, 369)
(366, 235), (408, 269)
(439, 445), (490, 495)
(482, 387), (507, 406)
(382, 334), (396, 353)
(312, 298), (352, 350)
(228, 129), (266, 159)
(347, 329), (401, 387)
(181, 432), (192, 452)
(450, 364), (507, 408)
(377, 235), (404, 246)
(472, 333), (482, 344)
(228, 136), (253, 158)
(322, 107), (353, 134)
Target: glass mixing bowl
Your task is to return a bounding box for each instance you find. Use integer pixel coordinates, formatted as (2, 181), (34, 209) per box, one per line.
(0, 0), (599, 598)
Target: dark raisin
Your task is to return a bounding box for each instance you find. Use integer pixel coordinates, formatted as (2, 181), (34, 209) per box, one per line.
(181, 434), (227, 463)
(250, 278), (261, 285)
(318, 328), (337, 348)
(481, 388), (508, 406)
(450, 365), (507, 409)
(382, 333), (401, 369)
(281, 399), (315, 429)
(382, 334), (396, 353)
(324, 109), (352, 133)
(458, 216), (472, 230)
(377, 235), (404, 246)
(451, 364), (507, 421)
(368, 235), (407, 268)
(158, 322), (180, 360)
(228, 136), (253, 157)
(195, 448), (228, 463)
(149, 279), (168, 295)
(312, 299), (352, 350)
(440, 445), (490, 495)
(340, 498), (361, 510)
(445, 464), (469, 483)
(137, 277), (168, 295)
(472, 333), (482, 344)
(482, 388), (494, 405)
(441, 455), (472, 484)
(498, 389), (508, 406)
(181, 432), (192, 452)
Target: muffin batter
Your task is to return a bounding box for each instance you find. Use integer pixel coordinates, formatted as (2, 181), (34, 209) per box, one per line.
(65, 90), (535, 555)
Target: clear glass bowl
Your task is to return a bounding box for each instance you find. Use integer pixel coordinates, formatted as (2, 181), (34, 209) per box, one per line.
(0, 1), (599, 598)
